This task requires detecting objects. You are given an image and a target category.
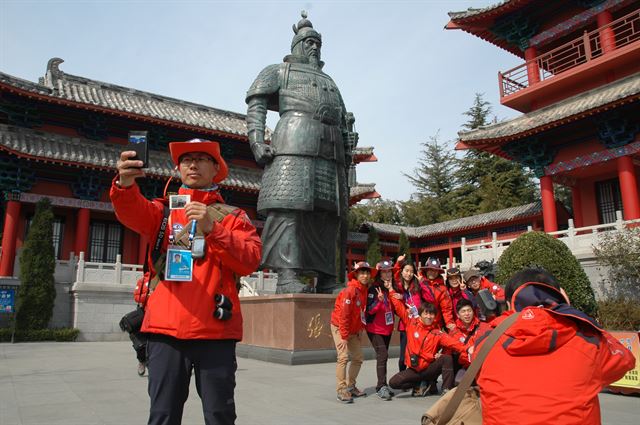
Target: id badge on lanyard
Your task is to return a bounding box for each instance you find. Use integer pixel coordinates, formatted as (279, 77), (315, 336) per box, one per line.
(385, 311), (394, 326)
(405, 293), (419, 318)
(165, 247), (193, 281)
(357, 289), (366, 325)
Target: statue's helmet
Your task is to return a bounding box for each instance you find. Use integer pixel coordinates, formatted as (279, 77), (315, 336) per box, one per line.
(291, 10), (322, 53)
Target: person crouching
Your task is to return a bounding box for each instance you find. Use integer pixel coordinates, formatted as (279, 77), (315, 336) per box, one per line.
(388, 295), (465, 396)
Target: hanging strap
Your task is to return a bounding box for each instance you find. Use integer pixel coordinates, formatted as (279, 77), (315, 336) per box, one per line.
(437, 312), (521, 425)
(145, 205), (170, 292)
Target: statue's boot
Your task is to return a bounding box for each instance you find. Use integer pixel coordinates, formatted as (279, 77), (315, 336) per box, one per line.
(275, 269), (306, 294)
(316, 272), (341, 294)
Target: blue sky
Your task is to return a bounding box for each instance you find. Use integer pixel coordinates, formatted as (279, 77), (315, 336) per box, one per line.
(0, 0), (523, 201)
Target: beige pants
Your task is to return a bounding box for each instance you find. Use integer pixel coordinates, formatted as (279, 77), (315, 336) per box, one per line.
(331, 324), (364, 392)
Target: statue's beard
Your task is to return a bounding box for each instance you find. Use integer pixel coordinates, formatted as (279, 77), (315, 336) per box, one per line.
(305, 51), (320, 67)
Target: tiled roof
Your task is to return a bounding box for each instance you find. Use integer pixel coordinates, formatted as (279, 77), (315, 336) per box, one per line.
(0, 123), (375, 198)
(350, 183), (377, 198)
(448, 0), (514, 20)
(363, 201), (542, 238)
(347, 232), (368, 243)
(459, 73), (640, 143)
(0, 124), (262, 191)
(353, 146), (374, 156)
(0, 58), (257, 139)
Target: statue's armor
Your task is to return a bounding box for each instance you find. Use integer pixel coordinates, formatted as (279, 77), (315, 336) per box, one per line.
(246, 62), (348, 215)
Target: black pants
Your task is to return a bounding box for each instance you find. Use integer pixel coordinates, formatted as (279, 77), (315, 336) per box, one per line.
(146, 334), (237, 425)
(367, 332), (391, 390)
(398, 330), (407, 371)
(388, 354), (454, 390)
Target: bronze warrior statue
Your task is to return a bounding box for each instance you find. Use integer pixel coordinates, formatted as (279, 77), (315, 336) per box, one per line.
(246, 11), (355, 294)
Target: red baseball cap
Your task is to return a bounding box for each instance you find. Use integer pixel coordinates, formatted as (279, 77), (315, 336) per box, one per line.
(169, 139), (229, 183)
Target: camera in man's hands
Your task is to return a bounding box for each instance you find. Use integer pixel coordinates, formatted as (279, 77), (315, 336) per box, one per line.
(213, 294), (233, 321)
(410, 354), (419, 368)
(477, 289), (503, 318)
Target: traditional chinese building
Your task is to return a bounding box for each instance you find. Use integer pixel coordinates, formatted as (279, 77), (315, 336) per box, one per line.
(358, 200), (570, 267)
(0, 58), (379, 278)
(446, 0), (640, 231)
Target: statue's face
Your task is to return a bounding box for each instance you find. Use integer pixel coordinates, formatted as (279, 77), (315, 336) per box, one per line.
(302, 37), (321, 65)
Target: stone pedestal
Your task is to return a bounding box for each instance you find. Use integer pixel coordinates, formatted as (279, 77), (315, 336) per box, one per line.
(238, 294), (400, 365)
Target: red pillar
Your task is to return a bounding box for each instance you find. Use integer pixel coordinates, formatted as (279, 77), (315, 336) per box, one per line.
(448, 246), (454, 267)
(525, 47), (540, 86)
(74, 208), (90, 256)
(597, 11), (616, 54)
(571, 186), (584, 228)
(0, 200), (22, 277)
(617, 156), (640, 220)
(138, 234), (149, 265)
(540, 176), (558, 232)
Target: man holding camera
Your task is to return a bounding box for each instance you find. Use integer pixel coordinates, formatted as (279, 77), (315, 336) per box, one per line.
(112, 139), (262, 425)
(471, 268), (635, 425)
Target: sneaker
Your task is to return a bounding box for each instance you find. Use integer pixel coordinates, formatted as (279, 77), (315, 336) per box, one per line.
(412, 382), (429, 397)
(347, 386), (366, 397)
(337, 389), (354, 404)
(376, 386), (392, 401)
(137, 362), (146, 376)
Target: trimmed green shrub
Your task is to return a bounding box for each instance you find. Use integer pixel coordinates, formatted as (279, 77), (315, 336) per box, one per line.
(16, 198), (57, 330)
(0, 327), (79, 342)
(597, 299), (640, 331)
(496, 231), (598, 317)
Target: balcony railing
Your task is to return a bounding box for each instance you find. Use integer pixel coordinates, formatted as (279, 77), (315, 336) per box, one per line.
(500, 9), (640, 97)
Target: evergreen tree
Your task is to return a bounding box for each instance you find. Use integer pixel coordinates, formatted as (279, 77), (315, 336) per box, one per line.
(16, 198), (56, 330)
(366, 227), (382, 267)
(453, 94), (535, 216)
(401, 132), (457, 225)
(348, 199), (401, 231)
(397, 230), (410, 260)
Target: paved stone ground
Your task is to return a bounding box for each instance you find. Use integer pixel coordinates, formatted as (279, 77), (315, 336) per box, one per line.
(1, 341), (638, 425)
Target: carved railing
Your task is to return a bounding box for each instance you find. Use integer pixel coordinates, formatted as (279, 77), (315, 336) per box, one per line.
(74, 252), (143, 288)
(460, 211), (640, 268)
(499, 9), (640, 97)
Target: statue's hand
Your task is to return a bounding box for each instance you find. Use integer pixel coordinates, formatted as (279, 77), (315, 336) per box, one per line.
(251, 143), (275, 165)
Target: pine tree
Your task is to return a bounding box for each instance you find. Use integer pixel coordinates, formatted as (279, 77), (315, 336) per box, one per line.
(398, 230), (410, 260)
(16, 198), (57, 330)
(366, 227), (382, 267)
(453, 94), (535, 216)
(401, 132), (457, 225)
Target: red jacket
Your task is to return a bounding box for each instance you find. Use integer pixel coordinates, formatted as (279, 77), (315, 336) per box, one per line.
(390, 292), (465, 371)
(474, 295), (635, 425)
(448, 317), (491, 366)
(420, 276), (455, 329)
(365, 281), (394, 336)
(447, 287), (474, 321)
(331, 279), (368, 340)
(111, 183), (262, 341)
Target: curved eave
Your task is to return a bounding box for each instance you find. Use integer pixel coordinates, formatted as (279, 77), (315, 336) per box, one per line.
(0, 143), (260, 194)
(353, 154), (378, 163)
(349, 190), (380, 206)
(446, 0), (534, 58)
(0, 80), (249, 142)
(460, 93), (640, 148)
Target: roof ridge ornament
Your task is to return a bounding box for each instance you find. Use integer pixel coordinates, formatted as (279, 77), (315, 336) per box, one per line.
(42, 57), (64, 90)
